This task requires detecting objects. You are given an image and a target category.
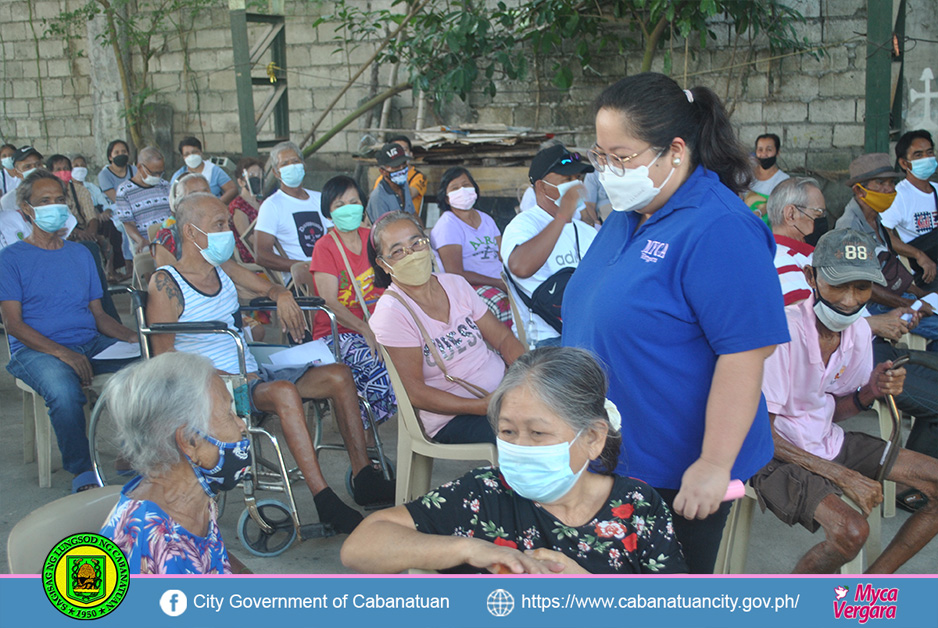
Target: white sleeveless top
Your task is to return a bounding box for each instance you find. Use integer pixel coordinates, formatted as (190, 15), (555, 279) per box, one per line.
(158, 265), (258, 374)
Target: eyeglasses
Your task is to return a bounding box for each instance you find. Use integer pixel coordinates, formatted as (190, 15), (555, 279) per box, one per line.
(587, 145), (657, 177)
(795, 205), (826, 220)
(382, 236), (430, 262)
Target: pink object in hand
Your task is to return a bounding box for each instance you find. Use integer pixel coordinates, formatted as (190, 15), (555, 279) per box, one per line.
(723, 479), (745, 502)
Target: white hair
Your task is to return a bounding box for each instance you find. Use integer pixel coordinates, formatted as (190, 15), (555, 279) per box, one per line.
(102, 352), (215, 476)
(767, 176), (820, 229)
(169, 172), (209, 213)
(267, 140), (303, 172)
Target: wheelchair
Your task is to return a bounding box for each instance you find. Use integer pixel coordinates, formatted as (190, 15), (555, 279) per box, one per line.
(88, 288), (393, 557)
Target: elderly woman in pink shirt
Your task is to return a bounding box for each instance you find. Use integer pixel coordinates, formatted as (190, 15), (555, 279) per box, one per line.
(367, 212), (525, 444)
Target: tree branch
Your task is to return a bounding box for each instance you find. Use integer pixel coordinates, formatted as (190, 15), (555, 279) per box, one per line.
(299, 0), (433, 150)
(302, 82), (411, 156)
(640, 14), (669, 72)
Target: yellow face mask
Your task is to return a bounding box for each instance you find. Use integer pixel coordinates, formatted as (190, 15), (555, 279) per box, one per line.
(856, 184), (896, 213)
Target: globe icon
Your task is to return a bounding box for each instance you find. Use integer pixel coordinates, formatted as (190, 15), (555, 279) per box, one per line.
(486, 589), (514, 617)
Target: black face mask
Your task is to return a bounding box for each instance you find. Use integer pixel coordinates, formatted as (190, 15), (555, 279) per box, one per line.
(112, 154), (130, 168)
(804, 216), (830, 248)
(758, 155), (777, 170)
(247, 176), (263, 197)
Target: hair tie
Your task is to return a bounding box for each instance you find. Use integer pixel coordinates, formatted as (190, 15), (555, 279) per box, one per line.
(684, 89), (694, 103)
(604, 398), (621, 432)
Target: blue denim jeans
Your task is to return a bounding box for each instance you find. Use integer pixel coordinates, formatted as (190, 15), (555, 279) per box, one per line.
(866, 295), (938, 350)
(6, 334), (136, 475)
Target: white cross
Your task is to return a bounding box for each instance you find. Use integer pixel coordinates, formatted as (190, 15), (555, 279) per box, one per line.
(910, 68), (936, 129)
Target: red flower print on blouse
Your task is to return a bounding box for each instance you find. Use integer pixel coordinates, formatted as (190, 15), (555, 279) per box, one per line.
(594, 520), (627, 539)
(493, 537), (518, 549)
(622, 533), (638, 553)
(611, 503), (634, 520)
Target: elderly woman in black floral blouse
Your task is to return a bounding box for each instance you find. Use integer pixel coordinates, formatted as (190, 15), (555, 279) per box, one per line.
(342, 347), (687, 574)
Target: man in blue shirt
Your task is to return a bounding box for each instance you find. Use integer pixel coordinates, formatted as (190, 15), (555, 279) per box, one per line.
(0, 171), (138, 493)
(169, 136), (237, 205)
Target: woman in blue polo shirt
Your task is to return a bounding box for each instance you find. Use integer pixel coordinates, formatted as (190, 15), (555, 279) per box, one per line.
(563, 72), (790, 573)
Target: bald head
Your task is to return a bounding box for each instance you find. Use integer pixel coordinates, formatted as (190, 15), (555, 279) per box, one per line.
(176, 192), (224, 232)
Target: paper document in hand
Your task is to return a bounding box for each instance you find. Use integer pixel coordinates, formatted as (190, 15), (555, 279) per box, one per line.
(920, 293), (938, 311)
(265, 340), (336, 369)
(91, 341), (141, 360)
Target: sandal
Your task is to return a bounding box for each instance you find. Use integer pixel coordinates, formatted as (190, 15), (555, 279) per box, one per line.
(72, 470), (101, 494)
(896, 488), (928, 513)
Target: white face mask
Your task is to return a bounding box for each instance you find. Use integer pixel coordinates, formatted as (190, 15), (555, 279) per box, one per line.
(813, 291), (866, 332)
(599, 152), (675, 213)
(143, 173), (162, 186)
(543, 179), (586, 219)
(184, 153), (203, 169)
(71, 167), (88, 182)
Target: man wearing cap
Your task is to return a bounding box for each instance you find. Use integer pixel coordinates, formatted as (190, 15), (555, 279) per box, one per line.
(500, 145), (597, 347)
(754, 229), (938, 573)
(366, 142), (418, 224)
(837, 153), (937, 344)
(0, 147), (78, 249)
(371, 134), (428, 218)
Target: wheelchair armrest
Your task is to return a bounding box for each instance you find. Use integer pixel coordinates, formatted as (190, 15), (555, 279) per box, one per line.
(907, 351), (938, 372)
(245, 295), (326, 311)
(107, 285), (134, 296)
(148, 321), (229, 334)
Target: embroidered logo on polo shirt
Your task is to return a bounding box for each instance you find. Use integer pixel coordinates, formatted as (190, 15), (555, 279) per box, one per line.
(640, 239), (669, 263)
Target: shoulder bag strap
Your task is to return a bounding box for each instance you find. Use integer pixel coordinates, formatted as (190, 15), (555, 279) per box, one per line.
(383, 289), (489, 398)
(329, 230), (371, 321)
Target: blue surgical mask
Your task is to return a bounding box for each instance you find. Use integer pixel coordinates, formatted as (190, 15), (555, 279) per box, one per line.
(331, 203), (364, 232)
(1, 157), (13, 170)
(186, 430), (251, 497)
(279, 163), (305, 188)
(389, 167), (409, 187)
(21, 168), (38, 180)
(29, 203), (71, 233)
(497, 432), (588, 503)
(193, 225), (236, 266)
(909, 156), (937, 180)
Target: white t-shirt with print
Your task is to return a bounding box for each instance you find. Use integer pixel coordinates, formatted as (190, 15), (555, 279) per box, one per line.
(255, 188), (332, 281)
(500, 205), (596, 343)
(880, 178), (938, 244)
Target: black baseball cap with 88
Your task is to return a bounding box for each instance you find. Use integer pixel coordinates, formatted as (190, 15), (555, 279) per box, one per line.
(528, 145), (593, 183)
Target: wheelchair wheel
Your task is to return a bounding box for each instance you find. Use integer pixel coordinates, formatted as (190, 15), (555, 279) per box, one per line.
(345, 460), (396, 498)
(89, 393), (138, 487)
(237, 500), (297, 557)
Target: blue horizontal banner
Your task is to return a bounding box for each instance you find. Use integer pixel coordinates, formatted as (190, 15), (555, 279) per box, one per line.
(1, 575), (935, 628)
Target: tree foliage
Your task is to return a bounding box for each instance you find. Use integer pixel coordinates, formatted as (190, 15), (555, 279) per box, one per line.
(44, 0), (219, 149)
(315, 0), (815, 105)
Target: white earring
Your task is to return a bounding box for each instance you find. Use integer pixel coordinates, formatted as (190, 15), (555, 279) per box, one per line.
(672, 157), (681, 166)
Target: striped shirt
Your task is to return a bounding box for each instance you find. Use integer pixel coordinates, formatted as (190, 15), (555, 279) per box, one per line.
(159, 265), (258, 374)
(114, 179), (171, 235)
(773, 234), (814, 305)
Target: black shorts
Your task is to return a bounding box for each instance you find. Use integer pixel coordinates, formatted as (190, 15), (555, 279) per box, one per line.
(750, 432), (893, 532)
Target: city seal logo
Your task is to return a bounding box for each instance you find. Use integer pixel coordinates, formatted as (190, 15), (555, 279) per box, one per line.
(42, 533), (129, 620)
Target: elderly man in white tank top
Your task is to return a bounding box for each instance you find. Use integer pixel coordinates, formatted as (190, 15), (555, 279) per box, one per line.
(146, 193), (393, 534)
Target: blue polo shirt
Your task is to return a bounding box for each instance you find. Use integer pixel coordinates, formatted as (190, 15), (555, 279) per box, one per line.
(562, 166), (789, 489)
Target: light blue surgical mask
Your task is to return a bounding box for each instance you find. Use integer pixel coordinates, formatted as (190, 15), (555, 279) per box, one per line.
(330, 203), (364, 232)
(1, 157), (13, 170)
(544, 179), (586, 217)
(497, 431), (588, 503)
(279, 163), (305, 188)
(21, 167), (38, 180)
(193, 225), (236, 266)
(29, 203), (71, 233)
(389, 167), (409, 187)
(909, 156), (937, 181)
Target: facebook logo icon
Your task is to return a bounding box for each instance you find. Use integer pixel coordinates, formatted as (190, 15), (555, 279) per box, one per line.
(160, 590), (188, 616)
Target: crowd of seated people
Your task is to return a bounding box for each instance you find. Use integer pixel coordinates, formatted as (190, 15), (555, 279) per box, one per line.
(3, 76), (938, 576)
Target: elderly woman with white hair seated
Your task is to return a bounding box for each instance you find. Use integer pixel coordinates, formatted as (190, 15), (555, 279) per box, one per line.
(341, 347), (687, 574)
(99, 352), (252, 574)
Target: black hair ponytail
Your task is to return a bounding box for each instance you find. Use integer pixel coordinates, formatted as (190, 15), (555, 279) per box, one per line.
(595, 72), (751, 196)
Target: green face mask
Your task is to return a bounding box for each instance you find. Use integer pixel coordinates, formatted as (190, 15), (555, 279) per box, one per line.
(331, 203), (364, 232)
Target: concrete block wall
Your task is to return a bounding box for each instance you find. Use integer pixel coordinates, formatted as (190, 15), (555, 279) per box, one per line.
(0, 0), (928, 205)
